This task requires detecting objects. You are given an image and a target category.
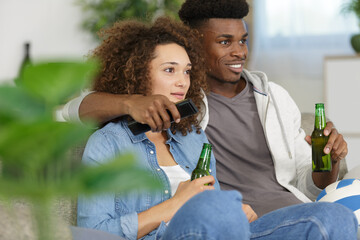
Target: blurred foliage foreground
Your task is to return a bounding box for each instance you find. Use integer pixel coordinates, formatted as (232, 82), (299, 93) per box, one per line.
(0, 60), (160, 240)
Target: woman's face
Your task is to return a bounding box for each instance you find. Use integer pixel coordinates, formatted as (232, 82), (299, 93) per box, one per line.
(149, 43), (191, 103)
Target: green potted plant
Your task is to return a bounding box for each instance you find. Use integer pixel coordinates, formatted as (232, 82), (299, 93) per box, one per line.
(76, 0), (183, 40)
(342, 0), (360, 53)
(0, 60), (160, 240)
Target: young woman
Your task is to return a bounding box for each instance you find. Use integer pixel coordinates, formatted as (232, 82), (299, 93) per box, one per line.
(77, 17), (250, 240)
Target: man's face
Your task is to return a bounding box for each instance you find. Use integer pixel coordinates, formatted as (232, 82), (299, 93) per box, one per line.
(199, 18), (248, 84)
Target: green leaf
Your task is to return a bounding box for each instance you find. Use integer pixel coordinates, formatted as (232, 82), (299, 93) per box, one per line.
(0, 86), (46, 123)
(0, 180), (54, 199)
(21, 60), (99, 106)
(58, 153), (162, 196)
(0, 120), (94, 179)
(0, 153), (161, 199)
(341, 0), (360, 21)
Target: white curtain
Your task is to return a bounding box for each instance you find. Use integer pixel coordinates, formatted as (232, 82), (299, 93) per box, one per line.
(248, 0), (358, 89)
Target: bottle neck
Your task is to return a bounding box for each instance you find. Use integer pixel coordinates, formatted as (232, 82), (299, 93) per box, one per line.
(24, 43), (30, 60)
(314, 107), (326, 130)
(196, 147), (211, 170)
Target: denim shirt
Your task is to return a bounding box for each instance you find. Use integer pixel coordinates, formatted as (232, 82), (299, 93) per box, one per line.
(77, 120), (220, 240)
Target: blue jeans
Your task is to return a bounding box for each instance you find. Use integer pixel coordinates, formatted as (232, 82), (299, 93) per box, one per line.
(162, 190), (358, 240)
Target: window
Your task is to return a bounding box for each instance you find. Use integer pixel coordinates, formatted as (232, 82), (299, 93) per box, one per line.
(249, 0), (358, 80)
(264, 0), (357, 37)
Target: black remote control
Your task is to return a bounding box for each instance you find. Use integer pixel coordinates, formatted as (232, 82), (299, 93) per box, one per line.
(127, 99), (199, 135)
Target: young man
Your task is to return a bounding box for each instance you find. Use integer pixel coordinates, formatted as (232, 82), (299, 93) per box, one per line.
(61, 0), (357, 238)
(177, 0), (348, 217)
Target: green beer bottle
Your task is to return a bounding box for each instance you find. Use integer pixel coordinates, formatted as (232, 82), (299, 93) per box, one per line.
(191, 143), (212, 182)
(15, 42), (32, 86)
(311, 103), (331, 172)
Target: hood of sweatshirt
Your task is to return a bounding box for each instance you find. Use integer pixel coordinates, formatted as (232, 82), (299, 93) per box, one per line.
(243, 69), (293, 160)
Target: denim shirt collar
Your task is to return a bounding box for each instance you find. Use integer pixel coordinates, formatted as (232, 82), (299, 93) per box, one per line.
(121, 120), (183, 144)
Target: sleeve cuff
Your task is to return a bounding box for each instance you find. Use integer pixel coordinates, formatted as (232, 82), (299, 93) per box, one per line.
(199, 91), (209, 130)
(61, 89), (94, 123)
(120, 212), (138, 240)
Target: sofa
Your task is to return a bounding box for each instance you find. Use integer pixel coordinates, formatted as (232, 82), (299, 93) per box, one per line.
(0, 112), (351, 240)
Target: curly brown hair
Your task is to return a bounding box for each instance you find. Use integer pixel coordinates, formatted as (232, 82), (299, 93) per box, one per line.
(92, 16), (208, 135)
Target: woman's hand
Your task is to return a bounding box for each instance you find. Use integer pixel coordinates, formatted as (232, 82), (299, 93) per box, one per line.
(242, 203), (258, 223)
(137, 176), (215, 239)
(171, 175), (216, 208)
(137, 176), (214, 239)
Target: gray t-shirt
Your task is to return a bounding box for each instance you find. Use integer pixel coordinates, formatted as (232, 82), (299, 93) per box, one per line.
(205, 80), (302, 217)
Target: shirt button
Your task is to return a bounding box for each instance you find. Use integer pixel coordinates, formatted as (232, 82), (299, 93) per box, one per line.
(164, 190), (169, 194)
(150, 150), (154, 154)
(209, 169), (212, 173)
(156, 168), (161, 171)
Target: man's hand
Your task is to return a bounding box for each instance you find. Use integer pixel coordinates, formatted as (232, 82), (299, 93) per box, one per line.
(305, 121), (348, 162)
(125, 95), (180, 132)
(79, 92), (180, 127)
(242, 203), (258, 223)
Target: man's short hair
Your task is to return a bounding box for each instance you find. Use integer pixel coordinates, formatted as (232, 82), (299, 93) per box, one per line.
(178, 0), (249, 28)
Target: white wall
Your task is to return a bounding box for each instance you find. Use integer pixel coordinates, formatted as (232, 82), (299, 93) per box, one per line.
(0, 0), (344, 113)
(0, 0), (97, 84)
(256, 72), (324, 114)
(324, 57), (360, 170)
